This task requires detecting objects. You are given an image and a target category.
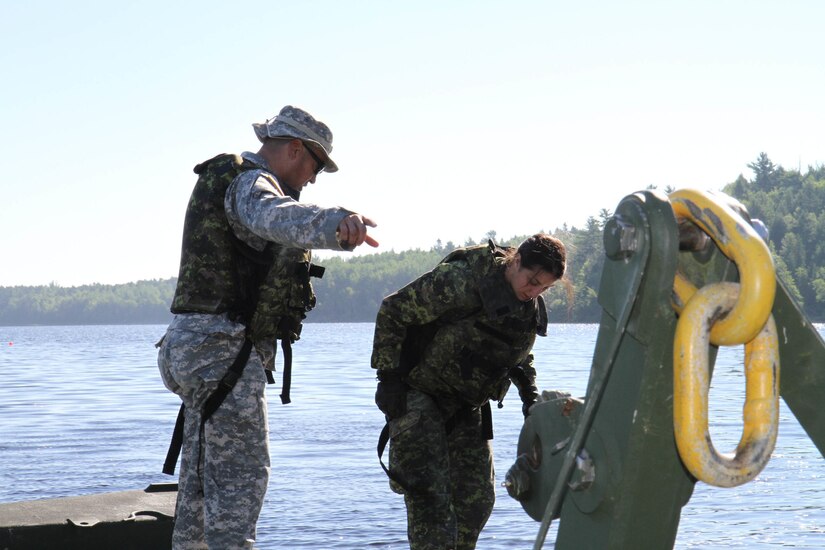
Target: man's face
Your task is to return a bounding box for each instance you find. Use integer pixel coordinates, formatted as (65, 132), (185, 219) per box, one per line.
(280, 141), (325, 192)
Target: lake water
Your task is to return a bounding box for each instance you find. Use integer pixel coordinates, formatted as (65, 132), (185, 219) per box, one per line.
(0, 323), (823, 549)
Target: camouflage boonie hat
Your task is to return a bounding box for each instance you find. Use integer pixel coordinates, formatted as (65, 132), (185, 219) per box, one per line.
(252, 105), (339, 173)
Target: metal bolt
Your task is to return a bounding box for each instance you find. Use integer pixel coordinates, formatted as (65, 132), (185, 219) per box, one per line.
(604, 216), (637, 260)
(568, 448), (596, 491)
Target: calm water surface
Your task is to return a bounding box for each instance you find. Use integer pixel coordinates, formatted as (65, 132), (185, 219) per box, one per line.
(0, 323), (823, 549)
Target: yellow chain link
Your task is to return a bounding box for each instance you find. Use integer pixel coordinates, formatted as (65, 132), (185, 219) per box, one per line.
(670, 188), (775, 346)
(669, 189), (780, 487)
(673, 283), (780, 487)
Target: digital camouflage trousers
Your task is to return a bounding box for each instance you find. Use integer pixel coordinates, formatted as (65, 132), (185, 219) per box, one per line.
(158, 314), (270, 550)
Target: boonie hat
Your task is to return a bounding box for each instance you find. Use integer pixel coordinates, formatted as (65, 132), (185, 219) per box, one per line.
(252, 105), (339, 173)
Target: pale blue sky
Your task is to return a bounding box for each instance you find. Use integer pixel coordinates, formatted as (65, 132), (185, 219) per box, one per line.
(2, 1), (823, 287)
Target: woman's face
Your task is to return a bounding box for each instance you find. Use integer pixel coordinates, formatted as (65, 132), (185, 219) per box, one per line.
(505, 254), (558, 302)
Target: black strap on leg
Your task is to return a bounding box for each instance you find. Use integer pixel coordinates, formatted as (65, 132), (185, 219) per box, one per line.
(377, 422), (393, 479)
(377, 422), (412, 493)
(481, 401), (494, 441)
(162, 403), (186, 475)
(279, 338), (293, 404)
(202, 338), (254, 421)
(445, 404), (493, 440)
(377, 404), (493, 493)
(161, 338), (254, 475)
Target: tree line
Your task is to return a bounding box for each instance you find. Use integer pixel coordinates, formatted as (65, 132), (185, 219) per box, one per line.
(2, 154), (824, 326)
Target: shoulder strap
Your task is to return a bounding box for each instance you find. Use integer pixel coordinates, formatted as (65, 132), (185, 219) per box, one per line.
(193, 153), (244, 175)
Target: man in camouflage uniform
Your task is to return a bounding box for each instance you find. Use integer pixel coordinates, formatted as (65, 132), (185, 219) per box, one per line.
(371, 234), (566, 550)
(157, 105), (378, 549)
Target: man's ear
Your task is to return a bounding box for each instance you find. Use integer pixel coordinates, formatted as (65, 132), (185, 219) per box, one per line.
(288, 138), (303, 159)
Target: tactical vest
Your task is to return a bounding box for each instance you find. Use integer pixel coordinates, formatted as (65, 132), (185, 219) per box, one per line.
(171, 153), (322, 344)
(404, 242), (547, 408)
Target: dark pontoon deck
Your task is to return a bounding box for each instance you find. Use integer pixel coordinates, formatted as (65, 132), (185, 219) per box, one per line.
(0, 482), (176, 550)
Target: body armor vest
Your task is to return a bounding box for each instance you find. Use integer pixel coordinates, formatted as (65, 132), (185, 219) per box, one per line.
(404, 242), (547, 408)
(171, 153), (321, 343)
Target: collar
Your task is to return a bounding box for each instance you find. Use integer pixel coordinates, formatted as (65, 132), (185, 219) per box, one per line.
(478, 266), (529, 319)
(241, 151), (271, 171)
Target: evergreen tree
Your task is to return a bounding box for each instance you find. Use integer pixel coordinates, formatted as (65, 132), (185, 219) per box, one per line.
(4, 155), (825, 325)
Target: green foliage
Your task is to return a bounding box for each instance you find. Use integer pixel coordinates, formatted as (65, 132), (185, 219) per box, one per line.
(0, 279), (177, 326)
(310, 231), (583, 324)
(722, 153), (825, 321)
(311, 248), (444, 322)
(4, 154), (824, 325)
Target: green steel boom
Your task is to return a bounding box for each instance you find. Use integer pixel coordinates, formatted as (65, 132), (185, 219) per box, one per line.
(505, 189), (825, 549)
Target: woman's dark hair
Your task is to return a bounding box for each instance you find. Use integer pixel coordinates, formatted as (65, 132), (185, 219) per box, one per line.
(518, 233), (566, 279)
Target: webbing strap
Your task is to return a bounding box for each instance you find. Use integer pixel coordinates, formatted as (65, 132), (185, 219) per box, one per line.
(162, 404), (186, 475)
(279, 339), (293, 404)
(481, 401), (494, 440)
(376, 401), (495, 493)
(377, 422), (412, 492)
(202, 338), (254, 420)
(161, 338), (254, 476)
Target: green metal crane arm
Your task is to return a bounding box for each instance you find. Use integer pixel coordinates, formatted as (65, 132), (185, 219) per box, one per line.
(533, 195), (651, 549)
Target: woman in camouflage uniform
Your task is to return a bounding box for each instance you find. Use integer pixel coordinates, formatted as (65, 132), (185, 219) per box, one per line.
(371, 234), (567, 550)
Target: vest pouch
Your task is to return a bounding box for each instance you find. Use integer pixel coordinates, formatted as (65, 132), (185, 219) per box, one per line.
(248, 248), (317, 343)
(458, 346), (514, 407)
(490, 377), (512, 404)
(409, 319), (521, 408)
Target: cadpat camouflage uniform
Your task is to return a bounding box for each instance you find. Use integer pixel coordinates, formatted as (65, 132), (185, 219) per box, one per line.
(159, 143), (353, 549)
(371, 241), (545, 550)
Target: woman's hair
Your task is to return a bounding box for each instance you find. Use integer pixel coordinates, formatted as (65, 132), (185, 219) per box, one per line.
(516, 233), (567, 279)
(507, 233), (574, 318)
